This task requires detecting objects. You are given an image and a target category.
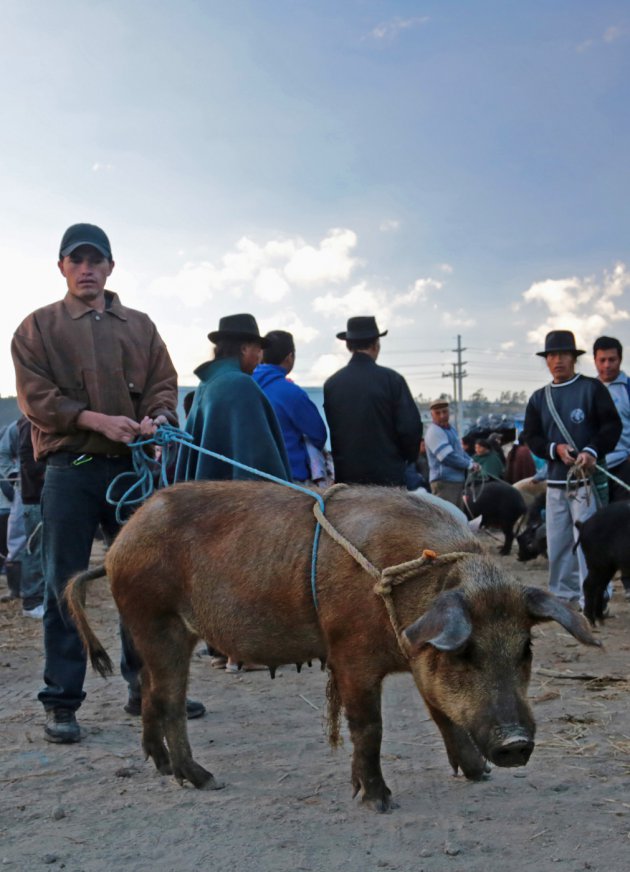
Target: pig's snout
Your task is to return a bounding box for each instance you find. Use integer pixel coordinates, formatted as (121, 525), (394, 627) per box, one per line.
(488, 732), (534, 768)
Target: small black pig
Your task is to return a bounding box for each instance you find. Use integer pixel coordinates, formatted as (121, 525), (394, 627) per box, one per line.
(575, 501), (630, 624)
(464, 481), (526, 555)
(517, 494), (547, 562)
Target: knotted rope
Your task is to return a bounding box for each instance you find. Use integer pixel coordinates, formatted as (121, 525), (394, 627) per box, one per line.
(311, 485), (472, 658)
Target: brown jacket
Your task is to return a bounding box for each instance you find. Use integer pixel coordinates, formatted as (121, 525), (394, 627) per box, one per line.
(11, 290), (178, 460)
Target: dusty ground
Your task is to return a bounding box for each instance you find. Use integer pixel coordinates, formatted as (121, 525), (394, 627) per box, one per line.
(1, 542), (630, 872)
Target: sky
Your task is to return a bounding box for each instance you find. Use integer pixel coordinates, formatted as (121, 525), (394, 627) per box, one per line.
(1, 0), (629, 401)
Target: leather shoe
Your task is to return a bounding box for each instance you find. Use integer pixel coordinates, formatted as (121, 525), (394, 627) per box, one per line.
(44, 709), (81, 744)
(124, 696), (206, 719)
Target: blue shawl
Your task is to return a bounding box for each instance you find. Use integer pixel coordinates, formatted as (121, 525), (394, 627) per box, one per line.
(175, 357), (291, 482)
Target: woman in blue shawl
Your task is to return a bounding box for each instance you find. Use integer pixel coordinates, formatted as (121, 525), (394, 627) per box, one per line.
(175, 313), (291, 484)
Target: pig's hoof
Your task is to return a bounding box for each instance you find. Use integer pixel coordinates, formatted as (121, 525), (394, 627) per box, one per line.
(354, 780), (398, 813)
(462, 764), (491, 782)
(145, 742), (172, 775)
(173, 760), (224, 790)
(362, 793), (399, 813)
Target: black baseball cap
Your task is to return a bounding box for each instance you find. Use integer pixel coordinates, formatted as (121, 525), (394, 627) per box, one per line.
(59, 223), (113, 260)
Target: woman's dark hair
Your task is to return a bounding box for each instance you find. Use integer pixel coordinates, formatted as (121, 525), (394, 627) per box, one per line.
(214, 337), (247, 360)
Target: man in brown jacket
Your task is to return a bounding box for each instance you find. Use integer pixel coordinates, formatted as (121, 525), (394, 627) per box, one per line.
(11, 223), (205, 743)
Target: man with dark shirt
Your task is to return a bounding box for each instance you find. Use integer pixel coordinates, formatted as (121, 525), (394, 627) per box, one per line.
(522, 330), (621, 606)
(323, 317), (422, 486)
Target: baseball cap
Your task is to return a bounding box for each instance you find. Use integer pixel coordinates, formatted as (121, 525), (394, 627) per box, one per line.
(59, 223), (113, 260)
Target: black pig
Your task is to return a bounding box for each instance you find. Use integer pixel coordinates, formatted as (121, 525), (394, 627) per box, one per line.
(464, 481), (526, 555)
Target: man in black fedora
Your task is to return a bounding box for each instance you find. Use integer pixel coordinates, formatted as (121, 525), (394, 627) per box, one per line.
(521, 329), (621, 608)
(323, 316), (422, 486)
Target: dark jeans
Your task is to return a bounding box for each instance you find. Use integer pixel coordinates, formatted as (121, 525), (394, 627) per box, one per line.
(39, 453), (142, 712)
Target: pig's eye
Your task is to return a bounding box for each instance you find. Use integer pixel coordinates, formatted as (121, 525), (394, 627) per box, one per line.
(455, 641), (477, 665)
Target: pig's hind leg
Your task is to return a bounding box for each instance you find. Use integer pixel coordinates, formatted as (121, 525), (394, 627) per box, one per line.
(139, 615), (222, 789)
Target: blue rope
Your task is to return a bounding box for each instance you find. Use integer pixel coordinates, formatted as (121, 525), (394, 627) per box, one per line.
(105, 424), (326, 609)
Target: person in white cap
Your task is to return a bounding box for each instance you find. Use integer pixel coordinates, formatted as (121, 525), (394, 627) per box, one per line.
(424, 399), (478, 507)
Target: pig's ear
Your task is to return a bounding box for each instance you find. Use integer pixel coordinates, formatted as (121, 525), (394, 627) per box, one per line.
(403, 591), (472, 655)
(523, 586), (600, 647)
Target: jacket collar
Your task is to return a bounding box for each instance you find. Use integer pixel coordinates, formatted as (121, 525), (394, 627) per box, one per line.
(194, 356), (242, 381)
(349, 352), (377, 366)
(63, 290), (128, 321)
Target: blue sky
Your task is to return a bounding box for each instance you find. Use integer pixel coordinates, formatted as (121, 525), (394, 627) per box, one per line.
(1, 0), (629, 399)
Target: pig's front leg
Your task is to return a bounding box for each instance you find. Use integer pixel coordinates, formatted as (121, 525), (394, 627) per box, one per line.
(333, 667), (396, 812)
(426, 702), (490, 781)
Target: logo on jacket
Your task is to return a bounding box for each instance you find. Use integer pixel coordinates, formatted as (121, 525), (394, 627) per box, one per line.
(570, 408), (585, 424)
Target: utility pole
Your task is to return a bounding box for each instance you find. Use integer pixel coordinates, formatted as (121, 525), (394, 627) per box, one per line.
(442, 335), (467, 434)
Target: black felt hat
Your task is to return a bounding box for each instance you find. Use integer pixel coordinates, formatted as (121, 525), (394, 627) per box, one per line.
(336, 316), (388, 341)
(208, 313), (269, 347)
(536, 330), (585, 357)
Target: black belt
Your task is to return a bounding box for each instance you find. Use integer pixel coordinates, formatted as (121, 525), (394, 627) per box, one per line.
(46, 451), (129, 463)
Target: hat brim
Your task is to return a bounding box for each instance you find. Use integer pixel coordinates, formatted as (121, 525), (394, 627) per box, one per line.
(60, 241), (112, 259)
(208, 330), (269, 348)
(336, 329), (388, 341)
(536, 348), (585, 357)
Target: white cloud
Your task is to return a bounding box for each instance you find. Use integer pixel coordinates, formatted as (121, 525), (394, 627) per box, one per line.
(258, 311), (319, 344)
(522, 262), (630, 349)
(577, 25), (623, 52)
(148, 228), (358, 307)
(284, 228), (357, 285)
(92, 162), (114, 172)
(603, 25), (623, 43)
(576, 39), (594, 53)
(392, 277), (442, 308)
(312, 274), (444, 333)
(368, 16), (429, 42)
(305, 352), (347, 385)
(148, 261), (221, 308)
(437, 262), (454, 274)
(379, 218), (400, 232)
(442, 309), (476, 329)
(254, 268), (290, 303)
(501, 340), (515, 350)
(313, 281), (386, 319)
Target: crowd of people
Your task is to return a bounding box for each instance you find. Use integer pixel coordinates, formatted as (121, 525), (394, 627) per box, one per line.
(2, 221), (630, 747)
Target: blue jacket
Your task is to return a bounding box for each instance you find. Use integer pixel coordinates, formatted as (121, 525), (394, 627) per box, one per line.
(175, 358), (291, 483)
(253, 364), (327, 481)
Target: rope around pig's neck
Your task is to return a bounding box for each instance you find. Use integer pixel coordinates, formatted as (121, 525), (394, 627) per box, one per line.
(312, 485), (472, 659)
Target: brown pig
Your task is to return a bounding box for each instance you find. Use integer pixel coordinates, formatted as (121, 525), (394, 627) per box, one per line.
(66, 481), (598, 812)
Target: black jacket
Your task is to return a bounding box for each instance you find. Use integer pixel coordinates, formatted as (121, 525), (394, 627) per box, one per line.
(17, 415), (45, 504)
(323, 353), (422, 486)
(522, 374), (621, 486)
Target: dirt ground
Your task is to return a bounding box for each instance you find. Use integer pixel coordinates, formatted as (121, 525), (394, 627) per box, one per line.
(1, 541), (630, 872)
